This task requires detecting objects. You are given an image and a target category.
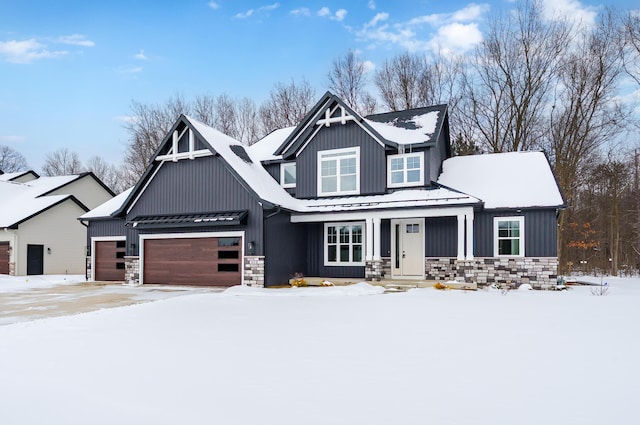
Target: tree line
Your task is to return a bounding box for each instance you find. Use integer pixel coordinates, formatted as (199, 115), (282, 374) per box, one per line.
(1, 1), (639, 274)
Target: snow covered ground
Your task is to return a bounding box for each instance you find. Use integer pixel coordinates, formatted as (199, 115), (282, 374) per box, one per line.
(0, 277), (638, 425)
(0, 274), (85, 293)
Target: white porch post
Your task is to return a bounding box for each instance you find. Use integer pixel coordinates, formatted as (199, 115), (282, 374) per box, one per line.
(457, 214), (465, 260)
(365, 217), (374, 261)
(465, 211), (474, 260)
(373, 217), (381, 261)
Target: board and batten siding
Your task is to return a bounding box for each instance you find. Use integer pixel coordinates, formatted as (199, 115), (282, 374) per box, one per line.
(474, 209), (558, 257)
(126, 155), (265, 256)
(295, 123), (386, 198)
(425, 216), (457, 257)
(304, 222), (365, 278)
(264, 211), (307, 286)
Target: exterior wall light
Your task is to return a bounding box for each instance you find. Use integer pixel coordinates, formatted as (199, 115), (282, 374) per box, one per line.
(247, 241), (255, 255)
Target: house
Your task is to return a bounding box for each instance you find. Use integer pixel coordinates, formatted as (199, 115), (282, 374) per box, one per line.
(81, 92), (564, 288)
(0, 170), (114, 276)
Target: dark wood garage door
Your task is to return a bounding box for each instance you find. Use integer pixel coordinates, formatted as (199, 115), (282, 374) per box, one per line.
(95, 240), (126, 281)
(143, 237), (241, 286)
(0, 242), (9, 275)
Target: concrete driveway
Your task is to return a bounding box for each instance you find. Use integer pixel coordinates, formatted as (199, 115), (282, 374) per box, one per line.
(0, 282), (223, 326)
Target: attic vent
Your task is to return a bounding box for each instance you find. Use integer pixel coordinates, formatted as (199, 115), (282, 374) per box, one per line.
(230, 145), (253, 164)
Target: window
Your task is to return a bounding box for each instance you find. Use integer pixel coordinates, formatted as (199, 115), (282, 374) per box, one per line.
(318, 147), (360, 196)
(494, 216), (525, 257)
(325, 222), (364, 266)
(387, 153), (424, 188)
(281, 162), (296, 188)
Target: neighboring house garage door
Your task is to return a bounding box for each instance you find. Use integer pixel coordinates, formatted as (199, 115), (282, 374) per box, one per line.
(143, 236), (241, 286)
(94, 240), (126, 281)
(0, 242), (9, 275)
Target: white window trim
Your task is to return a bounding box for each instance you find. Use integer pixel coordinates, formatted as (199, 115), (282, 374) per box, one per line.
(280, 162), (296, 188)
(387, 152), (424, 188)
(493, 216), (525, 257)
(324, 222), (365, 266)
(317, 147), (360, 197)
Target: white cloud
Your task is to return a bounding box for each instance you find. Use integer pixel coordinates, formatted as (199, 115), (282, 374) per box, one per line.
(356, 4), (489, 54)
(234, 2), (279, 19)
(134, 49), (147, 60)
(362, 60), (376, 74)
(208, 1), (220, 9)
(317, 6), (347, 21)
(290, 8), (310, 16)
(117, 66), (143, 75)
(540, 0), (597, 29)
(368, 1), (376, 10)
(0, 135), (26, 143)
(0, 39), (67, 64)
(56, 34), (95, 47)
(114, 115), (137, 124)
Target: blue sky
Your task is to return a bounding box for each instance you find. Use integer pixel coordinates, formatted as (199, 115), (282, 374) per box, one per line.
(0, 0), (637, 171)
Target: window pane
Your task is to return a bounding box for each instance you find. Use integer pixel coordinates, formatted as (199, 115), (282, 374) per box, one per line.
(322, 176), (337, 193)
(340, 245), (350, 262)
(328, 245), (336, 262)
(340, 157), (356, 174)
(321, 159), (336, 177)
(406, 169), (420, 182)
(510, 239), (520, 255)
(353, 245), (362, 262)
(498, 239), (513, 255)
(341, 174), (356, 191)
(283, 164), (296, 185)
(406, 156), (421, 169)
(391, 171), (404, 184)
(339, 226), (350, 243)
(327, 226), (337, 243)
(352, 225), (362, 243)
(391, 157), (404, 171)
(218, 237), (240, 247)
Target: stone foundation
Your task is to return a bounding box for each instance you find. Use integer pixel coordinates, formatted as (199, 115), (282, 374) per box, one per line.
(365, 260), (384, 281)
(425, 257), (558, 289)
(124, 256), (140, 285)
(86, 256), (92, 281)
(244, 256), (265, 287)
(9, 262), (15, 276)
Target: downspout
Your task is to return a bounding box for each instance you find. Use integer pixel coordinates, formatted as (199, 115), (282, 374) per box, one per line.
(79, 220), (89, 281)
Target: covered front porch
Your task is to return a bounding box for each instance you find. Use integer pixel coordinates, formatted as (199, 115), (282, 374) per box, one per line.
(290, 206), (475, 282)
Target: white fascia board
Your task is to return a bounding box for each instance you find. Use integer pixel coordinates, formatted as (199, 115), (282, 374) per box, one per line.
(291, 206), (474, 223)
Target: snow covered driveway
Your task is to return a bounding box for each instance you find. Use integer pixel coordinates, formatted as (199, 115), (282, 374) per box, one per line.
(0, 276), (222, 326)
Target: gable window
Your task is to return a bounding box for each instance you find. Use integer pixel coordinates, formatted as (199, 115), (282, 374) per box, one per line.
(325, 222), (364, 266)
(494, 216), (525, 257)
(281, 162), (296, 188)
(387, 153), (424, 188)
(317, 147), (360, 196)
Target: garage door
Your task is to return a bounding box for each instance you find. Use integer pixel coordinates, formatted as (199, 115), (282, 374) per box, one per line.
(143, 237), (241, 286)
(94, 240), (126, 281)
(0, 242), (9, 275)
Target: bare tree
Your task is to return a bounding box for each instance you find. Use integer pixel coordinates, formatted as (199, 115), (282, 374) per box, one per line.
(192, 94), (216, 126)
(375, 52), (425, 111)
(460, 0), (571, 153)
(236, 97), (261, 144)
(42, 148), (83, 176)
(0, 145), (28, 173)
(622, 10), (640, 86)
(547, 10), (628, 272)
(259, 79), (316, 134)
(122, 94), (190, 183)
(85, 156), (129, 193)
(327, 50), (376, 115)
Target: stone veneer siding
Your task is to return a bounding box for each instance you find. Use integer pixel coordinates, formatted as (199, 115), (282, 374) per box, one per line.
(425, 257), (558, 289)
(244, 255), (265, 287)
(124, 256), (140, 285)
(86, 256), (92, 281)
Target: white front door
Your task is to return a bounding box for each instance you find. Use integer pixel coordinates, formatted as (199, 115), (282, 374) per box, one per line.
(391, 219), (425, 278)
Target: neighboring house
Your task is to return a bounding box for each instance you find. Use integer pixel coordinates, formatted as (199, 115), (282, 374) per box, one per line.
(0, 170), (114, 276)
(82, 92), (564, 288)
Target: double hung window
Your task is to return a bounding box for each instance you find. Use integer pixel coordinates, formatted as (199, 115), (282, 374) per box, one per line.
(387, 153), (423, 187)
(318, 148), (360, 196)
(494, 216), (525, 257)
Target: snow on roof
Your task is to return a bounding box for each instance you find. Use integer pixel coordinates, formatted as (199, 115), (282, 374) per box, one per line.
(79, 188), (133, 219)
(364, 111), (439, 145)
(0, 172), (22, 181)
(0, 174), (83, 227)
(249, 127), (295, 162)
(437, 151), (564, 209)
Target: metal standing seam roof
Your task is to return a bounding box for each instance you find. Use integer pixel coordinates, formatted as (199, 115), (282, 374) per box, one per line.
(128, 210), (248, 229)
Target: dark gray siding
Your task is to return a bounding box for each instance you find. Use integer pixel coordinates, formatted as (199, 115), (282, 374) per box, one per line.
(126, 155), (264, 256)
(305, 222), (365, 278)
(264, 163), (280, 183)
(425, 217), (457, 257)
(381, 219), (391, 257)
(86, 219), (126, 254)
(430, 131), (449, 182)
(474, 209), (558, 257)
(264, 211), (307, 286)
(295, 122), (386, 198)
